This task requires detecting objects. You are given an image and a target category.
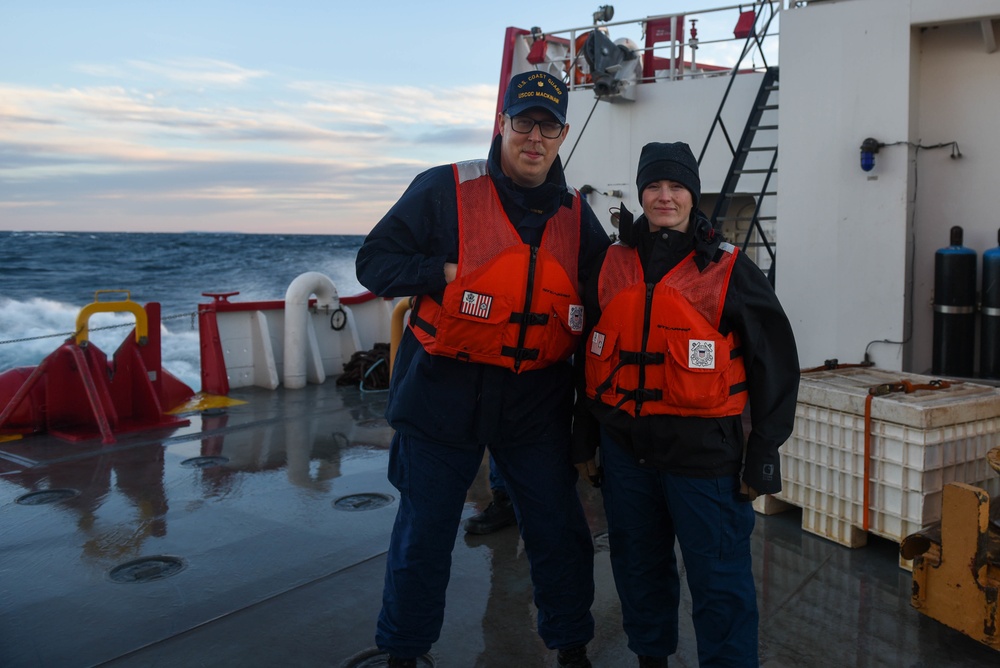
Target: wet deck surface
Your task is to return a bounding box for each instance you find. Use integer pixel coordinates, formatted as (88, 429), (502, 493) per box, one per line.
(1, 382), (997, 667)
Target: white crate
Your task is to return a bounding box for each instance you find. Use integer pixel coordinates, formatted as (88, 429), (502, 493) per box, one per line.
(767, 367), (1000, 548)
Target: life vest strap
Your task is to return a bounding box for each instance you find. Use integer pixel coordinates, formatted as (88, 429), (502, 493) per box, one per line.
(510, 311), (550, 326)
(621, 383), (745, 402)
(616, 387), (664, 403)
(410, 310), (437, 337)
(594, 358), (629, 396)
(730, 346), (743, 360)
(594, 350), (663, 397)
(620, 350), (665, 365)
(501, 345), (540, 361)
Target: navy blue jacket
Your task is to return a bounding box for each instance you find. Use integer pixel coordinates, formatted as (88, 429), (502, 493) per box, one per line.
(575, 212), (799, 494)
(356, 135), (611, 448)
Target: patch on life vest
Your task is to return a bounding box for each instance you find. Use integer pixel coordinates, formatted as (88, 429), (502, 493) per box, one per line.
(460, 290), (493, 319)
(568, 304), (584, 333)
(688, 339), (716, 369)
(590, 331), (606, 356)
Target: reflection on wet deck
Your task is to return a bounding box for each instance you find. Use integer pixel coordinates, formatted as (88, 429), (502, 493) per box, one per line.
(1, 382), (996, 667)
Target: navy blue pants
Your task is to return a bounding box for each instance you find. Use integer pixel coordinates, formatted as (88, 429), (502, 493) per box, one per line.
(600, 431), (758, 667)
(488, 456), (507, 493)
(376, 432), (595, 657)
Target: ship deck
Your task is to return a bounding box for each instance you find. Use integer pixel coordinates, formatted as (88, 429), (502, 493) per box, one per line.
(1, 380), (997, 667)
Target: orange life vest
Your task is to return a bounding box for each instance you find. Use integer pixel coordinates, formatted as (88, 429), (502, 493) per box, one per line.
(585, 242), (748, 417)
(409, 160), (584, 373)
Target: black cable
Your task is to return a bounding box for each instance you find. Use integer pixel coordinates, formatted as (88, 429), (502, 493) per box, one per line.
(563, 96), (601, 170)
(862, 139), (961, 365)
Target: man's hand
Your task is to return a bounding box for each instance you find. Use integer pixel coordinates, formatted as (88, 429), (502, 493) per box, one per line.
(576, 459), (602, 487)
(738, 481), (759, 502)
(444, 262), (458, 283)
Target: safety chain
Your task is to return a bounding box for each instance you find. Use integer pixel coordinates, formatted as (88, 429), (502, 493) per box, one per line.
(0, 311), (198, 346)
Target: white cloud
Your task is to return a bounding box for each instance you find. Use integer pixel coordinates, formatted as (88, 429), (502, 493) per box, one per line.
(292, 81), (497, 128)
(130, 58), (269, 86)
(74, 58), (271, 87)
(0, 63), (497, 234)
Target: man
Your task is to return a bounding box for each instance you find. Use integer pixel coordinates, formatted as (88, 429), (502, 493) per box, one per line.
(356, 71), (610, 667)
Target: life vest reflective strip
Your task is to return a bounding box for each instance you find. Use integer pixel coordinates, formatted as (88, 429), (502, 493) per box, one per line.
(409, 160), (584, 372)
(586, 242), (748, 417)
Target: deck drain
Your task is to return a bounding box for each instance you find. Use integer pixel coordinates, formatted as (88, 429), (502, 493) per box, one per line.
(356, 418), (390, 429)
(108, 555), (186, 583)
(340, 647), (434, 668)
(180, 456), (230, 469)
(16, 489), (80, 505)
(333, 493), (394, 511)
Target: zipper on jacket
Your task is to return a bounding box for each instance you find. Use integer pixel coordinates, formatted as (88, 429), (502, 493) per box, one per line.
(635, 282), (655, 416)
(513, 245), (539, 372)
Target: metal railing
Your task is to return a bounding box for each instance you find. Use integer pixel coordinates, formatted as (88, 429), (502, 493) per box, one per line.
(516, 1), (783, 91)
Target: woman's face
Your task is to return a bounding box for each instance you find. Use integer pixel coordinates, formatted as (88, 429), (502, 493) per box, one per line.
(641, 180), (693, 233)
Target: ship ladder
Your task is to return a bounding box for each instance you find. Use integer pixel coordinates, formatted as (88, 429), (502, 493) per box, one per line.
(710, 66), (780, 286)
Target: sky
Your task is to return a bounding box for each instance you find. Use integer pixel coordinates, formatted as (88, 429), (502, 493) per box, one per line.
(1, 1), (734, 236)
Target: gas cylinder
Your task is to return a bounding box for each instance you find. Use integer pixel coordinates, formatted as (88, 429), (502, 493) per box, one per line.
(981, 229), (1000, 378)
(932, 226), (976, 376)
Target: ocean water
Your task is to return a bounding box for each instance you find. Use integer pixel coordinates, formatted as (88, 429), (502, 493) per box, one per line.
(0, 231), (366, 391)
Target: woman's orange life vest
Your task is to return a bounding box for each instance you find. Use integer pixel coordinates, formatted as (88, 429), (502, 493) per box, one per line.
(585, 241), (748, 417)
(408, 160), (584, 373)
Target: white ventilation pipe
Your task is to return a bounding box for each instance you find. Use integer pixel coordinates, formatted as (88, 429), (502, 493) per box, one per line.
(283, 272), (339, 389)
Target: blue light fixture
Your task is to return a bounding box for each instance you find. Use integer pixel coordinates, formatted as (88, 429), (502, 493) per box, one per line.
(860, 137), (882, 172)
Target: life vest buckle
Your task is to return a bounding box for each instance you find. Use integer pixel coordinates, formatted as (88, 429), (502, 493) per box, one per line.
(510, 312), (550, 326)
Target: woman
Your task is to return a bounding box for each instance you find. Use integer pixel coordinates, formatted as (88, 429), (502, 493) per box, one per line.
(575, 141), (799, 667)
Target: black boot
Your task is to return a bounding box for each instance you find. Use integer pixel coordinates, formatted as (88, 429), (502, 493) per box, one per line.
(638, 656), (668, 668)
(557, 645), (592, 668)
(463, 489), (516, 534)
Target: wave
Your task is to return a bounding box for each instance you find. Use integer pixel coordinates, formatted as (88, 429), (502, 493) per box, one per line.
(0, 297), (202, 390)
(7, 231), (68, 237)
(0, 231), (367, 392)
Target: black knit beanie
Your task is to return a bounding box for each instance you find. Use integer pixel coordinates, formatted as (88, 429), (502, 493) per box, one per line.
(635, 141), (701, 208)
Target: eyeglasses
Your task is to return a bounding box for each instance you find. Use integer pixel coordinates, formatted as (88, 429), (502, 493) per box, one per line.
(508, 115), (565, 139)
